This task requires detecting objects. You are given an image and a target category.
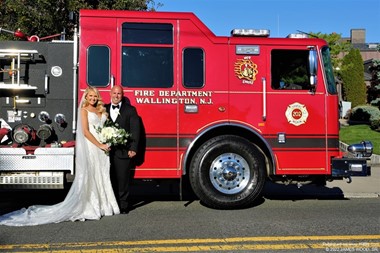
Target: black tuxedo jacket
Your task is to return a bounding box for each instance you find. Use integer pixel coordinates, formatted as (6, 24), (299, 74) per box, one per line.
(105, 97), (140, 158)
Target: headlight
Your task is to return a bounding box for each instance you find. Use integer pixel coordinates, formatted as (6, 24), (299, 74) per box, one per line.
(347, 141), (373, 157)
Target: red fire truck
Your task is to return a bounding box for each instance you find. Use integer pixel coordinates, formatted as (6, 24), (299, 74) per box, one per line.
(0, 10), (373, 209)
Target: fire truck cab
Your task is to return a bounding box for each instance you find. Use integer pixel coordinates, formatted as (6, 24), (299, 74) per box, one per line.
(0, 10), (373, 209)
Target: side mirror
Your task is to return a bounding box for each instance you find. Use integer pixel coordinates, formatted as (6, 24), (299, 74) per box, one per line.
(309, 49), (318, 87)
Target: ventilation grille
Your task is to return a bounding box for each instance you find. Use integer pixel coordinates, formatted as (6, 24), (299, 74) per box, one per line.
(0, 172), (64, 189)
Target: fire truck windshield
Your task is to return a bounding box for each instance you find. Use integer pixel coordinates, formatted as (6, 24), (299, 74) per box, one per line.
(321, 46), (337, 94)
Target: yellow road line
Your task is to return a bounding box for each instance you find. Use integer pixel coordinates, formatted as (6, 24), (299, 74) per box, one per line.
(4, 243), (380, 253)
(1, 235), (380, 252)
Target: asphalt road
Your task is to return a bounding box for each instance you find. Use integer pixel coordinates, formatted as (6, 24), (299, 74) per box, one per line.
(0, 166), (378, 252)
(0, 165), (378, 215)
(0, 198), (379, 252)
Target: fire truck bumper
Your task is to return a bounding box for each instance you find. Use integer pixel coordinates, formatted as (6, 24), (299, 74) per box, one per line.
(331, 157), (371, 178)
(0, 147), (74, 189)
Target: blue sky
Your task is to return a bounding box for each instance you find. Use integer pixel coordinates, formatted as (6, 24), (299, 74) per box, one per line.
(157, 0), (380, 43)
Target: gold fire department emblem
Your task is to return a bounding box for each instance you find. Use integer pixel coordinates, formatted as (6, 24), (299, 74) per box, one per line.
(234, 57), (258, 83)
(285, 102), (309, 126)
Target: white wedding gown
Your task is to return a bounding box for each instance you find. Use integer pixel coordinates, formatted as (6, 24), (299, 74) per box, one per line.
(0, 111), (120, 226)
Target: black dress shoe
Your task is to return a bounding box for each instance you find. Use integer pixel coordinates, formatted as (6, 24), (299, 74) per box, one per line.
(120, 208), (129, 214)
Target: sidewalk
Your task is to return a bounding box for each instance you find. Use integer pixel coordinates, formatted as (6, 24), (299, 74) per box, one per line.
(326, 164), (380, 198)
(264, 165), (380, 199)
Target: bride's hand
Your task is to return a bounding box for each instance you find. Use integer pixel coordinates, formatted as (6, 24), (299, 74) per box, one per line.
(99, 143), (110, 152)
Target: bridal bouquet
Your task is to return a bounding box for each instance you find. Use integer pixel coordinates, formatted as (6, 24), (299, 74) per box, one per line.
(94, 120), (130, 149)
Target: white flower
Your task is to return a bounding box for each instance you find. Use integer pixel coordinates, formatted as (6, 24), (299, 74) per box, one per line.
(100, 126), (117, 142)
(94, 120), (130, 148)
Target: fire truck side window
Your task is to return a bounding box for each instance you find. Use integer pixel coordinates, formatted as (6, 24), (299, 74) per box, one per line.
(271, 50), (311, 90)
(121, 23), (173, 88)
(122, 23), (173, 44)
(321, 46), (338, 94)
(87, 46), (110, 87)
(183, 48), (204, 88)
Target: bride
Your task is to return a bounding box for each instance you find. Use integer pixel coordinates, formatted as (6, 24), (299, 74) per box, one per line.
(0, 87), (120, 226)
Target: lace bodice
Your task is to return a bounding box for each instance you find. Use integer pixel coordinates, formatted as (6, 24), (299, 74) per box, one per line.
(88, 111), (107, 128)
(87, 111), (107, 141)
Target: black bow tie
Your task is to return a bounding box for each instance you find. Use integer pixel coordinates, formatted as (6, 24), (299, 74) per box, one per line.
(112, 104), (119, 109)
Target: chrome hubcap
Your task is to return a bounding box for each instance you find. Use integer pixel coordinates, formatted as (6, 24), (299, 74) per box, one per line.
(209, 153), (250, 194)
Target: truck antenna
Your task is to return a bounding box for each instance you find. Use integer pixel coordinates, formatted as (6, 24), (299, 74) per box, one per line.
(296, 30), (319, 38)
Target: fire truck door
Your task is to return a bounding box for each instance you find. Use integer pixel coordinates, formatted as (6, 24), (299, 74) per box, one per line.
(266, 48), (328, 174)
(177, 42), (230, 173)
(116, 20), (179, 178)
(80, 17), (177, 178)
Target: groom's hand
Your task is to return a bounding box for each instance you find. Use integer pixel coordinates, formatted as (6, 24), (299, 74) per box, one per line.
(128, 150), (136, 158)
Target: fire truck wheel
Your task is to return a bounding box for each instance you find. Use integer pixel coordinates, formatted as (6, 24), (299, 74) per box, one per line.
(189, 135), (266, 209)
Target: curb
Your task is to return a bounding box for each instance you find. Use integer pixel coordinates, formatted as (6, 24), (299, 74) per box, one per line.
(343, 193), (380, 198)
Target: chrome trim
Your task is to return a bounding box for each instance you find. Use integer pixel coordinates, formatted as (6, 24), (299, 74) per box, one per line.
(262, 77), (267, 121)
(72, 26), (78, 135)
(209, 152), (250, 194)
(44, 72), (49, 93)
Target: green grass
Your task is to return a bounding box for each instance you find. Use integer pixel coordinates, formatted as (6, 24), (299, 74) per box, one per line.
(340, 124), (380, 155)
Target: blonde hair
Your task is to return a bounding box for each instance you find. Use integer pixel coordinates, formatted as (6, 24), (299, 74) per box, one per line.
(82, 87), (106, 114)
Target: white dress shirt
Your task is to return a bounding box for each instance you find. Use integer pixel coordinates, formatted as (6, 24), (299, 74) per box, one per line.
(110, 103), (121, 121)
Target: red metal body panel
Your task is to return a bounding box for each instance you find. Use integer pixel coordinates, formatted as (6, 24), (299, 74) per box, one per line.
(79, 10), (340, 179)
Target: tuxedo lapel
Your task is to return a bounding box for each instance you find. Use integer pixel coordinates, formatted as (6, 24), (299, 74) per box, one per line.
(114, 113), (121, 124)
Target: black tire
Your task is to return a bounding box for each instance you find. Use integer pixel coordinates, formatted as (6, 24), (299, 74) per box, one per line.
(189, 135), (266, 209)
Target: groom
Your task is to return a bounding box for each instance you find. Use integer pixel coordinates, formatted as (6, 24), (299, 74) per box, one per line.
(106, 85), (140, 213)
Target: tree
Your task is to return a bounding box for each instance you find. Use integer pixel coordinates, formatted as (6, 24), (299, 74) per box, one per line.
(310, 32), (351, 75)
(367, 44), (380, 109)
(0, 0), (161, 40)
(309, 32), (352, 102)
(340, 48), (367, 107)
